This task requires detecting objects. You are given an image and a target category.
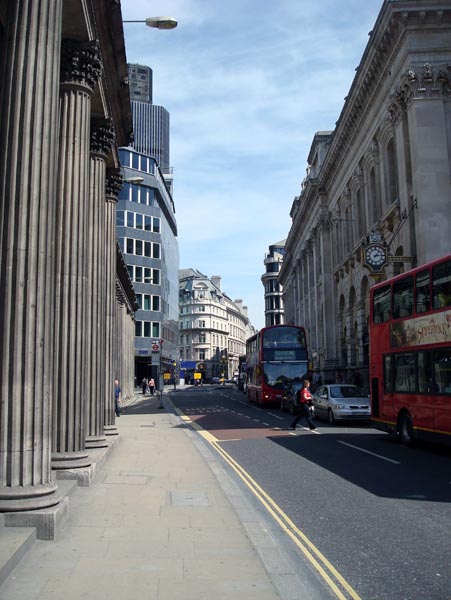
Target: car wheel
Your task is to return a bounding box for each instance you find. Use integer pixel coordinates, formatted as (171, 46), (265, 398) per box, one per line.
(328, 409), (335, 425)
(398, 412), (415, 446)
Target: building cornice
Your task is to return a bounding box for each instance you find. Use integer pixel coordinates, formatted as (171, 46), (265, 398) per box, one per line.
(321, 1), (451, 188)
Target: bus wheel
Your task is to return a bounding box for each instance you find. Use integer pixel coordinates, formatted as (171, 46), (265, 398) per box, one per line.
(328, 409), (335, 425)
(398, 412), (414, 446)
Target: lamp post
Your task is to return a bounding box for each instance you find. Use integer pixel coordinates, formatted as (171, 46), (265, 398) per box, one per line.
(220, 354), (227, 385)
(123, 17), (178, 30)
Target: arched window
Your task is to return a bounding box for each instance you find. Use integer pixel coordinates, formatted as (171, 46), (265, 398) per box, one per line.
(386, 139), (398, 207)
(369, 167), (379, 225)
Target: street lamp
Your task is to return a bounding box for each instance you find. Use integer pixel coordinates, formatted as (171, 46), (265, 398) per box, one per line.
(220, 354), (227, 385)
(123, 176), (144, 184)
(123, 17), (178, 30)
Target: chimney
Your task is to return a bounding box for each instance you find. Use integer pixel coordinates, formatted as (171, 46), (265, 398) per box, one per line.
(211, 275), (221, 291)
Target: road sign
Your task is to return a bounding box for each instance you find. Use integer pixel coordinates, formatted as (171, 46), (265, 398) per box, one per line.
(152, 343), (160, 351)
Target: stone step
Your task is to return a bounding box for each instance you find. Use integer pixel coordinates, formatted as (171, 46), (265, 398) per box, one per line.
(0, 526), (36, 585)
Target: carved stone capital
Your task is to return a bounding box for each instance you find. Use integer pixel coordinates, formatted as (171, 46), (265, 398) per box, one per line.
(389, 63), (451, 123)
(90, 118), (115, 157)
(60, 40), (102, 91)
(106, 169), (123, 199)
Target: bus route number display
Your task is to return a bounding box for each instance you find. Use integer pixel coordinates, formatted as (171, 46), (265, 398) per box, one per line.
(272, 350), (296, 361)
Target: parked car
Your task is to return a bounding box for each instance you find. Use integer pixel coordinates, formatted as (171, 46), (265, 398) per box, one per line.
(211, 377), (220, 384)
(312, 384), (370, 424)
(281, 381), (309, 415)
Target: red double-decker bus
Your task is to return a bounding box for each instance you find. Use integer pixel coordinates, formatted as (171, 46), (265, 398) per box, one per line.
(246, 325), (309, 407)
(370, 254), (451, 445)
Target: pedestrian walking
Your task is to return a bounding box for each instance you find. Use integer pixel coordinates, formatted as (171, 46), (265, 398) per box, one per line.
(114, 379), (122, 417)
(291, 379), (316, 430)
(141, 377), (148, 395)
(149, 377), (155, 395)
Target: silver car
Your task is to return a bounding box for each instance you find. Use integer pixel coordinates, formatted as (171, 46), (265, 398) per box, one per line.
(312, 384), (370, 424)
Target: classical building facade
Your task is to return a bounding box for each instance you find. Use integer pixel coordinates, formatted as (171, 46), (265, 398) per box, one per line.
(179, 270), (255, 381)
(0, 0), (136, 529)
(279, 0), (451, 386)
(262, 240), (286, 327)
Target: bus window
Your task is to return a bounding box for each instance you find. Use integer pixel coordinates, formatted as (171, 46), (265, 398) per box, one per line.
(393, 276), (413, 319)
(432, 260), (451, 309)
(415, 270), (430, 314)
(383, 355), (393, 392)
(373, 286), (391, 324)
(418, 351), (433, 393)
(394, 353), (416, 392)
(434, 350), (451, 394)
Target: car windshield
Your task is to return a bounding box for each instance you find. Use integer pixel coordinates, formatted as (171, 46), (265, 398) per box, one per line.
(330, 386), (367, 398)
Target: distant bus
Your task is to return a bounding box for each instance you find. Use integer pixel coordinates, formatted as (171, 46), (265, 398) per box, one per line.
(246, 325), (309, 407)
(370, 254), (451, 445)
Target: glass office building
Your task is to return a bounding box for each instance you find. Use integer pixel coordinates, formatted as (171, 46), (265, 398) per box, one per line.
(117, 147), (179, 382)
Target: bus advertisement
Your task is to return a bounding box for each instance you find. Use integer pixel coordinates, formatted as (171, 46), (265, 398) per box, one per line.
(370, 254), (451, 445)
(245, 325), (309, 407)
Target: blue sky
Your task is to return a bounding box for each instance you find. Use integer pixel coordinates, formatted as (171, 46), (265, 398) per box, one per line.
(121, 0), (383, 330)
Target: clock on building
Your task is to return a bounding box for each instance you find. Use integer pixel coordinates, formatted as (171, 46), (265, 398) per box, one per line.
(364, 243), (387, 271)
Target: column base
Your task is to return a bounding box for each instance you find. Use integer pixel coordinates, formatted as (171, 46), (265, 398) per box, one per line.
(85, 435), (108, 449)
(104, 425), (119, 437)
(0, 483), (61, 513)
(51, 451), (92, 470)
(4, 495), (70, 540)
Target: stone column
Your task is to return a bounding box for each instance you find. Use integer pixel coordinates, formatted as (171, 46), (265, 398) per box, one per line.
(52, 40), (102, 473)
(0, 0), (63, 511)
(104, 171), (123, 437)
(85, 120), (114, 449)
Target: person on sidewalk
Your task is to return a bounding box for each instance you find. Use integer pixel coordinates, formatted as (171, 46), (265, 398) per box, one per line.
(141, 377), (148, 395)
(148, 377), (155, 395)
(114, 379), (122, 417)
(291, 379), (316, 430)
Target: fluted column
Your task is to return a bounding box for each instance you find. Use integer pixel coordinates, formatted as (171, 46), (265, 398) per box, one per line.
(85, 120), (114, 448)
(0, 0), (63, 511)
(52, 40), (102, 471)
(104, 171), (122, 436)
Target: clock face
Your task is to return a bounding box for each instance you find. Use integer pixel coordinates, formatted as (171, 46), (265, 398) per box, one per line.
(365, 244), (386, 270)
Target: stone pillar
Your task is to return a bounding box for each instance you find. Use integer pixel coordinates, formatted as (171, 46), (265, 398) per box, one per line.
(85, 120), (114, 449)
(52, 40), (102, 472)
(0, 0), (63, 511)
(104, 171), (122, 437)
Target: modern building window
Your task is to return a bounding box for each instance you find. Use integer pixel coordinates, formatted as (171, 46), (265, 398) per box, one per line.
(123, 238), (161, 259)
(136, 321), (160, 338)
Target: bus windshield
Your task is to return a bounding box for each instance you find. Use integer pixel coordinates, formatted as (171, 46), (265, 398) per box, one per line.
(263, 363), (308, 389)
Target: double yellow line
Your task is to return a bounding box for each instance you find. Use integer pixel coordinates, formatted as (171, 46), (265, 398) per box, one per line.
(177, 410), (362, 600)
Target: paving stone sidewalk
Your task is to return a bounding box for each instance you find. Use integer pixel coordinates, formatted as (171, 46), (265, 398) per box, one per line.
(0, 394), (279, 600)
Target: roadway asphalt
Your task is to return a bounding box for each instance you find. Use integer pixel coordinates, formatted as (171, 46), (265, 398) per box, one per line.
(0, 386), (321, 600)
